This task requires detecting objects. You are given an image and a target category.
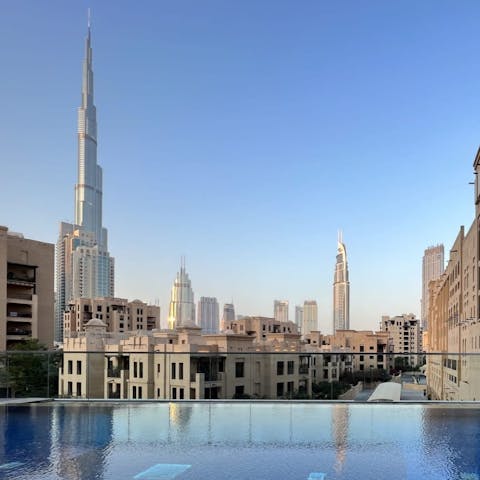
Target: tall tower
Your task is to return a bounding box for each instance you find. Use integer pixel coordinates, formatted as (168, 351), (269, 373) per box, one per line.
(197, 297), (219, 334)
(220, 303), (235, 331)
(333, 232), (350, 333)
(55, 17), (115, 343)
(167, 260), (195, 329)
(421, 245), (444, 331)
(274, 300), (289, 323)
(303, 300), (318, 335)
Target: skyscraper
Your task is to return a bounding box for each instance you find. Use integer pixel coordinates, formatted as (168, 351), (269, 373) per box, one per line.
(55, 20), (114, 343)
(303, 300), (318, 335)
(295, 305), (304, 332)
(274, 300), (289, 323)
(197, 297), (219, 334)
(333, 232), (350, 333)
(220, 303), (235, 331)
(167, 261), (195, 329)
(421, 244), (444, 330)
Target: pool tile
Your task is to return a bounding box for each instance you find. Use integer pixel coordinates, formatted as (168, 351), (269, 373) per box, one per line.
(134, 463), (191, 479)
(308, 473), (326, 480)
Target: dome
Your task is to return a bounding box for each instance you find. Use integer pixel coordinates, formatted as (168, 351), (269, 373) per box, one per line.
(85, 318), (107, 327)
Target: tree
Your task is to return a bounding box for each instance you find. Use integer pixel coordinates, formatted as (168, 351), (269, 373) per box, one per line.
(6, 340), (61, 398)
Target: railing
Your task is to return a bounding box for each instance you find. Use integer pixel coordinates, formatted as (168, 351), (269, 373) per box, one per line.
(7, 293), (33, 301)
(2, 350), (480, 402)
(107, 367), (121, 378)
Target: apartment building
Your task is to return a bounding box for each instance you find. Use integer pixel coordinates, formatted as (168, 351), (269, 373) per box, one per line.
(223, 316), (299, 339)
(59, 320), (312, 399)
(325, 329), (392, 373)
(63, 297), (160, 337)
(427, 221), (480, 400)
(0, 226), (54, 349)
(380, 314), (422, 367)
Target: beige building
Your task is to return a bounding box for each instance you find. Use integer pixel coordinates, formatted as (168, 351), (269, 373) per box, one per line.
(380, 314), (422, 367)
(323, 329), (392, 373)
(0, 226), (54, 350)
(63, 297), (160, 337)
(427, 148), (480, 401)
(59, 320), (312, 400)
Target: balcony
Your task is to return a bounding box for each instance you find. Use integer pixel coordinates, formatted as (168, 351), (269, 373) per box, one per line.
(107, 367), (121, 378)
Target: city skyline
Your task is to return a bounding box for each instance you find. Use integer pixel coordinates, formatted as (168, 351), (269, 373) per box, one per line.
(2, 2), (479, 332)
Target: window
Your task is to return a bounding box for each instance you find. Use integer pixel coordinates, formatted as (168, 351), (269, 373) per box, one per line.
(287, 361), (294, 375)
(180, 388), (184, 399)
(138, 386), (143, 399)
(171, 363), (176, 379)
(179, 363), (184, 380)
(139, 362), (143, 378)
(277, 361), (284, 375)
(133, 386), (137, 399)
(157, 364), (161, 374)
(133, 362), (138, 378)
(97, 305), (102, 312)
(68, 360), (73, 374)
(67, 381), (73, 396)
(277, 383), (284, 397)
(360, 345), (365, 352)
(172, 387), (177, 399)
(235, 385), (244, 396)
(77, 382), (82, 397)
(76, 361), (82, 375)
(157, 388), (160, 398)
(287, 381), (294, 393)
(235, 362), (244, 378)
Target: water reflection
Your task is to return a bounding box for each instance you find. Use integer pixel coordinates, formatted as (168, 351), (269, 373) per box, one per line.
(0, 403), (480, 479)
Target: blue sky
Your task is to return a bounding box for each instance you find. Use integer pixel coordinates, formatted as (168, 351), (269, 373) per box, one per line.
(1, 1), (479, 332)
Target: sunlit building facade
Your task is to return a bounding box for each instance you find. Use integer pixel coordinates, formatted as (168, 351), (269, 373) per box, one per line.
(168, 262), (195, 329)
(333, 234), (350, 333)
(197, 297), (219, 334)
(421, 245), (444, 331)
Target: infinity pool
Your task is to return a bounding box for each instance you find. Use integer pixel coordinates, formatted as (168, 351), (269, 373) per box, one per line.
(1, 402), (479, 480)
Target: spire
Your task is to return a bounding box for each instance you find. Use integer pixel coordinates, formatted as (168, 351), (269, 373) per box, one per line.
(82, 9), (94, 109)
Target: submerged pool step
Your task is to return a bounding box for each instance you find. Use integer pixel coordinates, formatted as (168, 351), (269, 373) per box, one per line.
(308, 474), (326, 480)
(134, 464), (191, 480)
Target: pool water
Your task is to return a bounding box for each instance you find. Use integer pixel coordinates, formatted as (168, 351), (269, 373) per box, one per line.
(1, 402), (480, 480)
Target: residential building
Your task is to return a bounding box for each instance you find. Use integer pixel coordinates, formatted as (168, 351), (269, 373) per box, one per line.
(380, 314), (422, 367)
(63, 297), (160, 336)
(333, 232), (350, 333)
(274, 300), (289, 323)
(323, 329), (392, 373)
(59, 321), (311, 400)
(55, 24), (114, 343)
(421, 245), (444, 331)
(302, 300), (318, 336)
(197, 297), (219, 334)
(0, 226), (54, 349)
(167, 262), (195, 330)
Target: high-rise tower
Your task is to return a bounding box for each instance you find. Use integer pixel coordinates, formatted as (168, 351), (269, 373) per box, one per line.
(303, 300), (318, 335)
(333, 232), (350, 333)
(55, 18), (115, 343)
(274, 300), (289, 323)
(421, 245), (444, 331)
(197, 297), (219, 333)
(167, 261), (195, 329)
